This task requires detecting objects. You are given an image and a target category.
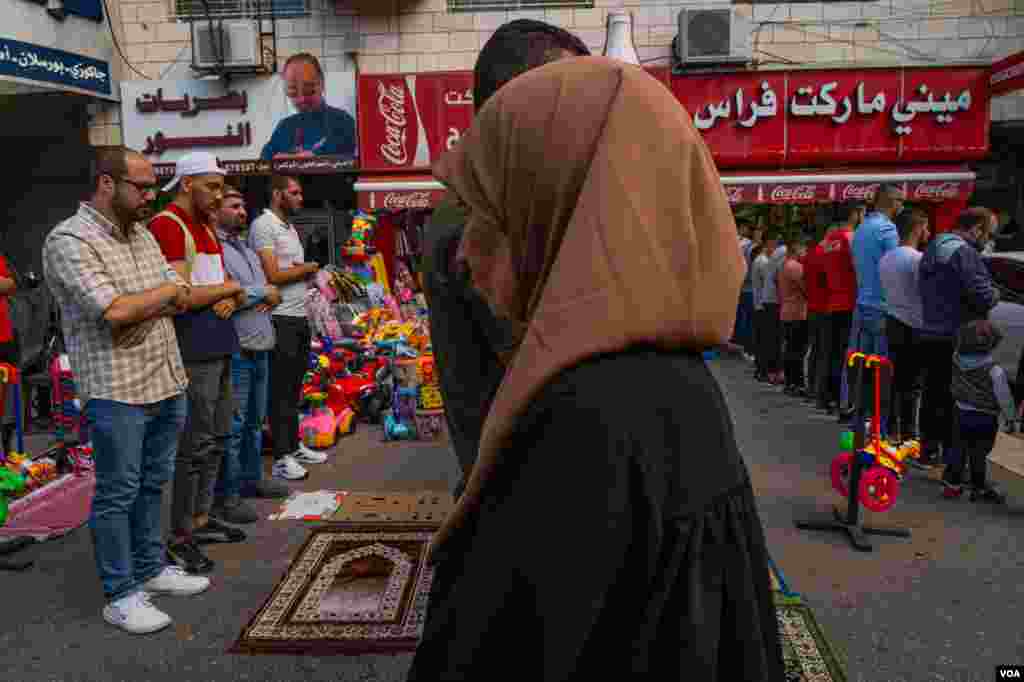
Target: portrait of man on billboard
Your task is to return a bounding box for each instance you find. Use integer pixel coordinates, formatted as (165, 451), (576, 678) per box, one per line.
(261, 53), (357, 161)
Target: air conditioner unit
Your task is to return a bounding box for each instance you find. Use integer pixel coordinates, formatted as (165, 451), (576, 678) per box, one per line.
(192, 20), (260, 69)
(674, 8), (752, 65)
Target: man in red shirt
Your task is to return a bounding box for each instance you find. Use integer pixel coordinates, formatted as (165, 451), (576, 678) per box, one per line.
(817, 202), (865, 415)
(148, 152), (244, 575)
(802, 230), (828, 406)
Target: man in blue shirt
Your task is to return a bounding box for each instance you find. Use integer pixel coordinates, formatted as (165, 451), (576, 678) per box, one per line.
(840, 183), (902, 421)
(260, 53), (357, 162)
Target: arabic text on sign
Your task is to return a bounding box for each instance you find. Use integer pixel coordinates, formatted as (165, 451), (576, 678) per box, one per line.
(0, 45), (107, 83)
(693, 81), (779, 131)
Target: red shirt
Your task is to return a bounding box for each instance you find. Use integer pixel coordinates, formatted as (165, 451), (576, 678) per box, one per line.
(802, 243), (828, 314)
(820, 227), (857, 313)
(0, 256), (12, 343)
(147, 203), (226, 272)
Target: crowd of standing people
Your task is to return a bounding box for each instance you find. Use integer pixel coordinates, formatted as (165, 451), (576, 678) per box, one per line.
(734, 192), (1015, 503)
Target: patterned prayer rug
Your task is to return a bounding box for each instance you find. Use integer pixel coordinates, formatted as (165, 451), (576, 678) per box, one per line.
(769, 556), (847, 682)
(230, 524), (436, 656)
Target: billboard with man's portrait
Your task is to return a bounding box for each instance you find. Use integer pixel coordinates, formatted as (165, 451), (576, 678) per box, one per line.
(120, 61), (357, 177)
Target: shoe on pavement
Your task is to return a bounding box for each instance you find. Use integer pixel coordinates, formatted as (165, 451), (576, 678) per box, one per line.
(103, 592), (172, 634)
(273, 455), (309, 480)
(969, 485), (1004, 504)
(294, 444), (328, 464)
(210, 499), (260, 525)
(194, 517), (248, 544)
(167, 539), (216, 574)
(143, 566), (210, 596)
(240, 479), (291, 499)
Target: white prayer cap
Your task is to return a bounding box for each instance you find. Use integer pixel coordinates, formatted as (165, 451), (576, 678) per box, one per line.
(162, 151), (225, 192)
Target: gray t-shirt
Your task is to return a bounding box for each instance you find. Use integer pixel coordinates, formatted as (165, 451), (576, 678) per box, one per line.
(760, 245), (787, 305)
(878, 245), (924, 330)
(248, 209), (307, 318)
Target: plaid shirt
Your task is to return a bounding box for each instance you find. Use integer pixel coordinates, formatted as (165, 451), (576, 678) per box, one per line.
(43, 203), (188, 405)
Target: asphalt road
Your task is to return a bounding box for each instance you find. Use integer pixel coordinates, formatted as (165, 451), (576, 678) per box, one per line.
(2, 356), (1022, 682)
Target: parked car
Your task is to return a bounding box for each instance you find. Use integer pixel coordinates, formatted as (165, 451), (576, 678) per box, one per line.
(983, 252), (1024, 400)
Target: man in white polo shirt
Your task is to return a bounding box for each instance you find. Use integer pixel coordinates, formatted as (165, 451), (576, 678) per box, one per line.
(248, 175), (323, 480)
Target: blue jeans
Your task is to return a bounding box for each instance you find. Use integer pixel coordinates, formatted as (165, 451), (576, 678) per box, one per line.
(841, 304), (889, 410)
(944, 407), (998, 488)
(216, 350), (270, 500)
(734, 290), (754, 352)
(86, 395), (187, 603)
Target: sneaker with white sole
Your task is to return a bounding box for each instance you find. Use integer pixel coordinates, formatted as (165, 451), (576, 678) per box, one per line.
(103, 592), (172, 634)
(272, 455), (309, 480)
(294, 444), (328, 464)
(142, 566), (211, 596)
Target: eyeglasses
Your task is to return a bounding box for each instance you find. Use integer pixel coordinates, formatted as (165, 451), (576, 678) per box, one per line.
(119, 178), (157, 193)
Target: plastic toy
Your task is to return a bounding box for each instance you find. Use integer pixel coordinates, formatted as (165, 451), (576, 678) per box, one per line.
(299, 394), (337, 450)
(829, 355), (920, 512)
(341, 211), (377, 261)
(0, 468), (26, 527)
(383, 413), (416, 441)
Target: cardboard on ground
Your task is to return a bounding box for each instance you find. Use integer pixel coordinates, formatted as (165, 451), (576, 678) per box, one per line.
(989, 432), (1024, 505)
(330, 490), (454, 524)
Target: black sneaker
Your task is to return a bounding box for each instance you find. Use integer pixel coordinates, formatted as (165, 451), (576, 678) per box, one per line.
(167, 539), (216, 574)
(193, 518), (247, 545)
(969, 486), (1004, 504)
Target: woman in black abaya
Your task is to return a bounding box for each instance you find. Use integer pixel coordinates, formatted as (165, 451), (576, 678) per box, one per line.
(408, 57), (785, 681)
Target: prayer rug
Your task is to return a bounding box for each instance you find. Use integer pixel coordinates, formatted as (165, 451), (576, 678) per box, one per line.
(777, 600), (848, 682)
(230, 524), (436, 656)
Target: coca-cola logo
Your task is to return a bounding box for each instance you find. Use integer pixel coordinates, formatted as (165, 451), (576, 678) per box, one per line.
(378, 81), (409, 166)
(382, 191), (433, 210)
(725, 186), (745, 203)
(770, 184), (818, 202)
(912, 182), (961, 200)
(840, 183), (879, 201)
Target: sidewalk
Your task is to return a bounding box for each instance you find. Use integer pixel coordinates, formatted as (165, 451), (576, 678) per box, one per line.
(0, 426), (459, 682)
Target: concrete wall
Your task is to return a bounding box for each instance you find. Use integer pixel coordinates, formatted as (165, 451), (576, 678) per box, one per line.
(90, 0), (1024, 140)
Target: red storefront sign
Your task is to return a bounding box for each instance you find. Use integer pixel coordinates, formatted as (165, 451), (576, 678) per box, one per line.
(991, 51), (1024, 97)
(359, 66), (990, 172)
(762, 182), (832, 204)
(359, 71), (474, 172)
(357, 188), (448, 211)
(719, 167), (974, 204)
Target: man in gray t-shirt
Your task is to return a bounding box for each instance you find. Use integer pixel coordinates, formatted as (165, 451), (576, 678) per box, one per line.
(248, 175), (323, 481)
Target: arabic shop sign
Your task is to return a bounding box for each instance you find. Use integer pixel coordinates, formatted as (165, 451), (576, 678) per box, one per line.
(121, 72), (357, 170)
(991, 51), (1024, 97)
(670, 66), (989, 168)
(0, 37), (110, 96)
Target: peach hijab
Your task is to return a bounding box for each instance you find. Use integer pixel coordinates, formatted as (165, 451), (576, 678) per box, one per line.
(429, 56), (745, 560)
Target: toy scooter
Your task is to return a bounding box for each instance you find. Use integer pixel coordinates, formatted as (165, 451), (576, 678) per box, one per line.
(830, 354), (921, 512)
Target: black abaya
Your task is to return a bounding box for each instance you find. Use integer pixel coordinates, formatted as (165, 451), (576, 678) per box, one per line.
(408, 347), (784, 681)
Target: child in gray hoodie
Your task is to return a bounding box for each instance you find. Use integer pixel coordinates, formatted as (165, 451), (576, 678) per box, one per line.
(943, 319), (1014, 502)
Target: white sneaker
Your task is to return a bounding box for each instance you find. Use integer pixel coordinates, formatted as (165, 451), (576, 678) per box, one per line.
(273, 455), (309, 480)
(103, 592), (172, 634)
(294, 444), (328, 464)
(143, 566), (210, 597)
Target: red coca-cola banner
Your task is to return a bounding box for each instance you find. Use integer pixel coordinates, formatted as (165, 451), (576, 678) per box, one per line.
(357, 188), (448, 211)
(719, 176), (973, 204)
(360, 66), (989, 172)
(359, 71), (474, 173)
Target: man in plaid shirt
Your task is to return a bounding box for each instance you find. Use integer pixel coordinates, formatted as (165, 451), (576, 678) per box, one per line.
(43, 146), (210, 635)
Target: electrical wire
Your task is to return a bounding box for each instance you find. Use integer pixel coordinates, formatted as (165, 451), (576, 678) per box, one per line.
(99, 0), (151, 79)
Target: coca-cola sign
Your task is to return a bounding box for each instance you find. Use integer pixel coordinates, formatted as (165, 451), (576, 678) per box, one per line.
(383, 191), (432, 210)
(839, 183), (881, 202)
(911, 181), (963, 201)
(378, 81), (409, 166)
(769, 184), (822, 203)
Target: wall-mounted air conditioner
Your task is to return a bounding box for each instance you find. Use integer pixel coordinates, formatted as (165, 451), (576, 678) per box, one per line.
(192, 19), (261, 69)
(674, 8), (752, 65)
